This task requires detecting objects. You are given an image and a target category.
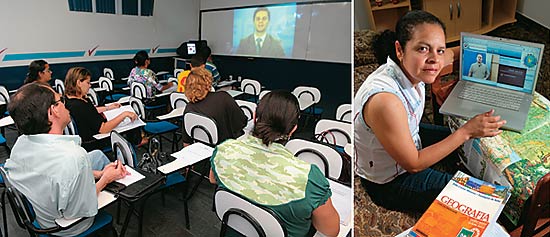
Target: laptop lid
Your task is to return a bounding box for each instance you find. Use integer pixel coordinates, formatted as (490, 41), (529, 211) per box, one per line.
(459, 32), (544, 94)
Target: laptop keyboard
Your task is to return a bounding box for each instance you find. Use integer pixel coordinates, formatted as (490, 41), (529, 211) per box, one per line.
(458, 84), (523, 111)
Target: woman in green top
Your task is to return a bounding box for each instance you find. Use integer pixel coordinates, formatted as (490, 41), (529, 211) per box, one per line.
(209, 91), (340, 236)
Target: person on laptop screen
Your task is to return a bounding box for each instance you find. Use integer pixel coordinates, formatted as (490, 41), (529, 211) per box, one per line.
(468, 53), (489, 80)
(354, 10), (506, 213)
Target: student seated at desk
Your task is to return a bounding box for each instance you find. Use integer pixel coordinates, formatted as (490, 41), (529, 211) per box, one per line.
(354, 10), (506, 213)
(64, 67), (140, 151)
(23, 59), (52, 85)
(210, 91), (340, 237)
(176, 55), (204, 93)
(4, 83), (128, 236)
(182, 67), (247, 145)
(128, 50), (176, 98)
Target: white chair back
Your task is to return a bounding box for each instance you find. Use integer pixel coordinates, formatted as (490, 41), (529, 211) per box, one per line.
(183, 112), (218, 146)
(54, 79), (65, 94)
(103, 68), (115, 80)
(235, 100), (257, 121)
(170, 93), (188, 109)
(131, 82), (147, 100)
(214, 188), (286, 237)
(0, 86), (10, 104)
(174, 69), (184, 78)
(98, 77), (114, 91)
(285, 139), (343, 179)
(292, 86), (321, 104)
(110, 131), (136, 167)
(258, 90), (271, 101)
(336, 104), (351, 122)
(63, 118), (77, 135)
(87, 89), (99, 106)
(314, 119), (351, 147)
(168, 77), (179, 85)
(128, 97), (146, 121)
(241, 79), (261, 96)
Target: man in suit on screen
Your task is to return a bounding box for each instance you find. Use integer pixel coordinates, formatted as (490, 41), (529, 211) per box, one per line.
(237, 7), (285, 57)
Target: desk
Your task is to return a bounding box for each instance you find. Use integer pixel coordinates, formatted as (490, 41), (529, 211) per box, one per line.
(225, 90), (243, 98)
(314, 179), (352, 237)
(447, 92), (550, 225)
(55, 191), (117, 228)
(105, 168), (165, 237)
(157, 107), (185, 121)
(0, 116), (14, 128)
(93, 105), (146, 140)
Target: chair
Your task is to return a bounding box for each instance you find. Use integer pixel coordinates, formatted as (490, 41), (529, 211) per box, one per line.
(87, 89), (99, 106)
(63, 119), (77, 136)
(130, 82), (165, 112)
(314, 119), (351, 148)
(510, 172), (550, 237)
(258, 90), (271, 101)
(168, 77), (179, 86)
(241, 79), (261, 102)
(110, 131), (187, 233)
(129, 97), (179, 151)
(174, 69), (184, 78)
(214, 187), (287, 237)
(293, 86), (323, 117)
(0, 85), (10, 116)
(285, 139), (343, 180)
(54, 79), (65, 95)
(0, 167), (117, 237)
(103, 68), (128, 90)
(99, 77), (129, 103)
(170, 92), (188, 110)
(235, 100), (257, 121)
(183, 112), (218, 146)
(336, 104), (351, 122)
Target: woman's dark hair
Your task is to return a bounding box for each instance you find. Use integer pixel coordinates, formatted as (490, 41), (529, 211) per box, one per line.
(24, 60), (48, 84)
(373, 10), (446, 65)
(252, 91), (300, 146)
(134, 50), (150, 67)
(8, 83), (55, 135)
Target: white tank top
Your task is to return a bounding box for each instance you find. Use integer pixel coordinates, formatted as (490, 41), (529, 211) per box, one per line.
(354, 57), (425, 184)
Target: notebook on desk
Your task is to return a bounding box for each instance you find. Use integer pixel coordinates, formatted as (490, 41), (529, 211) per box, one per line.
(440, 32), (545, 132)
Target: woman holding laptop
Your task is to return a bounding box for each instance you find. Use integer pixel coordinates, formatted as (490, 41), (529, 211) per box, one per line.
(354, 10), (506, 212)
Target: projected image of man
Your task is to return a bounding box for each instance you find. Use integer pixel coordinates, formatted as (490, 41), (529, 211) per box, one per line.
(468, 54), (489, 80)
(237, 7), (285, 57)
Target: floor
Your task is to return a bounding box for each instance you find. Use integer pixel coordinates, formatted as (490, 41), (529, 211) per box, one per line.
(0, 112), (320, 237)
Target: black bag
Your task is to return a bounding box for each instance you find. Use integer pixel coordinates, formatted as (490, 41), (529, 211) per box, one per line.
(137, 138), (175, 174)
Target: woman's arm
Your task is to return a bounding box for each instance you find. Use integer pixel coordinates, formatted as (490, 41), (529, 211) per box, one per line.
(98, 111), (137, 134)
(365, 93), (505, 173)
(209, 169), (217, 184)
(96, 102), (121, 113)
(312, 198), (340, 237)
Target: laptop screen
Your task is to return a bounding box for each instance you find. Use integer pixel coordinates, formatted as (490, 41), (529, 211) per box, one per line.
(460, 33), (543, 94)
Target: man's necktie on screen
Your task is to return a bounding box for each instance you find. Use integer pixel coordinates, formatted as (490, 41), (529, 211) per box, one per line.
(256, 38), (262, 54)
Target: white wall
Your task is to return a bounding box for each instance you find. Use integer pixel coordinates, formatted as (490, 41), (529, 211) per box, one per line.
(517, 0), (550, 29)
(0, 0), (200, 67)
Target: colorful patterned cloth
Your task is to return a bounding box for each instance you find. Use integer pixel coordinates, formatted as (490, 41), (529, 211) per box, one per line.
(449, 92), (550, 225)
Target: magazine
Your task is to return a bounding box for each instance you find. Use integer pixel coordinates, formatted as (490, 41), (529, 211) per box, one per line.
(407, 171), (510, 237)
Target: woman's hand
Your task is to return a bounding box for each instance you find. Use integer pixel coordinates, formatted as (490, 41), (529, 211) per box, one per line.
(123, 111), (138, 122)
(460, 109), (507, 139)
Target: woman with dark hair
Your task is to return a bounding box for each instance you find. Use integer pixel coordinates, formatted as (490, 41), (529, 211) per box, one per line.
(209, 91), (340, 237)
(24, 59), (52, 84)
(127, 50), (175, 98)
(354, 10), (506, 212)
(64, 67), (138, 151)
(182, 67), (246, 144)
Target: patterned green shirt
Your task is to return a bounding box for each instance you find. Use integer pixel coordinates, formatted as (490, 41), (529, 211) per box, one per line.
(212, 135), (331, 236)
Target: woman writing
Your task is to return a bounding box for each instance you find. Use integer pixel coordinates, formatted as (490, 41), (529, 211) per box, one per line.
(64, 67), (138, 151)
(24, 60), (52, 85)
(210, 91), (340, 236)
(354, 10), (506, 212)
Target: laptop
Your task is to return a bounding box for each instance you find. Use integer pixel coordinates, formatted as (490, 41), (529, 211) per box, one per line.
(439, 32), (545, 132)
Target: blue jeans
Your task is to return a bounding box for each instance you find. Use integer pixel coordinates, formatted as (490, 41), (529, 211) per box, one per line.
(87, 150), (110, 171)
(360, 123), (454, 212)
